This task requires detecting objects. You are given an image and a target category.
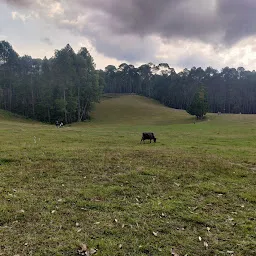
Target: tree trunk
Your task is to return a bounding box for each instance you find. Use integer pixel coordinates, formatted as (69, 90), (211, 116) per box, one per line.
(77, 86), (81, 122)
(63, 88), (67, 123)
(8, 86), (12, 111)
(80, 103), (88, 121)
(31, 75), (35, 118)
(47, 107), (51, 123)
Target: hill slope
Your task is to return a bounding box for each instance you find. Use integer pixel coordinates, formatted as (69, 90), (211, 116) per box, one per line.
(1, 94), (255, 127)
(0, 109), (23, 121)
(91, 94), (192, 125)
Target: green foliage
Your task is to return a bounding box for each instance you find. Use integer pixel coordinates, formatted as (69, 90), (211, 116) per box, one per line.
(103, 63), (256, 114)
(55, 98), (67, 113)
(0, 41), (102, 123)
(0, 40), (19, 64)
(2, 39), (256, 121)
(186, 86), (208, 119)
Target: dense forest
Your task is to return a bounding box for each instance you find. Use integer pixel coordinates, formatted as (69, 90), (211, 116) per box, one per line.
(104, 63), (256, 114)
(1, 41), (256, 124)
(0, 41), (104, 123)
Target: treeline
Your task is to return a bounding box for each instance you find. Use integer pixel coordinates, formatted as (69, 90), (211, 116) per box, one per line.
(1, 40), (256, 123)
(0, 41), (104, 123)
(103, 63), (256, 114)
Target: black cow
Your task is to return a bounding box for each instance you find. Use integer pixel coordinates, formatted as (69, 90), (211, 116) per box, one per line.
(141, 132), (156, 143)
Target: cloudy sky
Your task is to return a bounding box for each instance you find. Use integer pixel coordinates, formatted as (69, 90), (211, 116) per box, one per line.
(1, 0), (256, 71)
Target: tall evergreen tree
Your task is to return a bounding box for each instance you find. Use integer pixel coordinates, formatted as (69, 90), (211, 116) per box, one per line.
(186, 86), (208, 119)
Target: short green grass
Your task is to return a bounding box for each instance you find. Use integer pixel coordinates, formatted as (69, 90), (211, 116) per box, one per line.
(0, 95), (255, 256)
(90, 94), (192, 125)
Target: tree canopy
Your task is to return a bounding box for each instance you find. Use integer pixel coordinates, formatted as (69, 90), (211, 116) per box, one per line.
(1, 40), (256, 124)
(186, 86), (208, 119)
(0, 41), (104, 123)
(103, 63), (256, 114)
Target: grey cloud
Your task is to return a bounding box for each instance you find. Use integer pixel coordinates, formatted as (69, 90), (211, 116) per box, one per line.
(4, 0), (256, 45)
(1, 0), (34, 8)
(176, 54), (213, 70)
(41, 37), (53, 45)
(3, 0), (256, 64)
(218, 0), (256, 44)
(75, 0), (256, 45)
(93, 35), (157, 63)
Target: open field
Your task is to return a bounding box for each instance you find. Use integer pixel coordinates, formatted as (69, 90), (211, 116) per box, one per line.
(0, 95), (256, 255)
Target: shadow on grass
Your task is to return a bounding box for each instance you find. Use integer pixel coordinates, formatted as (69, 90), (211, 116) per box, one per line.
(0, 158), (17, 165)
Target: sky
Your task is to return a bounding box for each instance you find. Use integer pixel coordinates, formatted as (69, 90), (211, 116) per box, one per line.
(1, 0), (256, 71)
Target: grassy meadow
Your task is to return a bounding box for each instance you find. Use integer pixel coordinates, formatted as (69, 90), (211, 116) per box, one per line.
(0, 95), (255, 255)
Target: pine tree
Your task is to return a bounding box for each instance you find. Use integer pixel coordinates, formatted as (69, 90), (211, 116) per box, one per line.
(186, 86), (208, 119)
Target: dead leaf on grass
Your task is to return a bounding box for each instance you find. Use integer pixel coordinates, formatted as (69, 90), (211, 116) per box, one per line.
(89, 249), (97, 255)
(171, 248), (179, 256)
(77, 244), (97, 256)
(153, 231), (158, 237)
(203, 241), (209, 248)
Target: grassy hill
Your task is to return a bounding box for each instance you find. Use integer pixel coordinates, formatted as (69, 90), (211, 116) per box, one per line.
(0, 95), (256, 255)
(0, 109), (25, 122)
(90, 94), (192, 125)
(0, 109), (40, 125)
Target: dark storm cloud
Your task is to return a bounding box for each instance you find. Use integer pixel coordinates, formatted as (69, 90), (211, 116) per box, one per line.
(75, 0), (256, 45)
(218, 0), (256, 44)
(3, 0), (256, 44)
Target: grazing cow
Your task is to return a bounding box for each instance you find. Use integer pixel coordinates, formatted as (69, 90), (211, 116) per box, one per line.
(141, 132), (156, 143)
(56, 121), (64, 128)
